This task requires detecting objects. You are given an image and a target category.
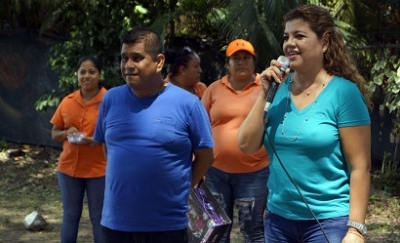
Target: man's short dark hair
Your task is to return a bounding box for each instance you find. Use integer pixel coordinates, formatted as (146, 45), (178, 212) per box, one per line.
(120, 27), (163, 59)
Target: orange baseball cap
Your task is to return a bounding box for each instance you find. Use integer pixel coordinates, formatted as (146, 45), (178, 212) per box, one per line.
(226, 39), (255, 57)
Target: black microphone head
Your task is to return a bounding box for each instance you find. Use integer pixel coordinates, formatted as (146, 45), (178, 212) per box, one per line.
(277, 56), (290, 75)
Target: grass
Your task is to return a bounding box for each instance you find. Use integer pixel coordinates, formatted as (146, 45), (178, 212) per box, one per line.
(0, 143), (95, 242)
(0, 142), (399, 242)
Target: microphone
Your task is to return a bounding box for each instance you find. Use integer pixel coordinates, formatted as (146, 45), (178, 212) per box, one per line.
(263, 56), (290, 114)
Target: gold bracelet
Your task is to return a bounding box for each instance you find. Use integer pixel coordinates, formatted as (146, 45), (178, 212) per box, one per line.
(347, 230), (364, 239)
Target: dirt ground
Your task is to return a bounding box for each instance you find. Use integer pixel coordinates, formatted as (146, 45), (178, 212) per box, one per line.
(2, 194), (399, 243)
(0, 144), (399, 242)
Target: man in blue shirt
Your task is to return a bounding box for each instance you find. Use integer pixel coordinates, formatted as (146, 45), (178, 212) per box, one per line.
(93, 27), (214, 243)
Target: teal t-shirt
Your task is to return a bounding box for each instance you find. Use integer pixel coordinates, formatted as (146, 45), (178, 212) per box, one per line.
(264, 75), (370, 220)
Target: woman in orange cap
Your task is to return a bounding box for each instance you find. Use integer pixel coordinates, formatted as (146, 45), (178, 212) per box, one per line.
(201, 39), (269, 243)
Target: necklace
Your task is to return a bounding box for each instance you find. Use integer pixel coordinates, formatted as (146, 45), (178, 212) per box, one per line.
(292, 78), (325, 96)
(281, 78), (327, 141)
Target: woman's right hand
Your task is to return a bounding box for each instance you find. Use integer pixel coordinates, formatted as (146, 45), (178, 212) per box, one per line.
(259, 59), (290, 94)
(65, 126), (79, 137)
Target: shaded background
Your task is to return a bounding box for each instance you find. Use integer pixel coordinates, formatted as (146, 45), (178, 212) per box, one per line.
(0, 29), (398, 163)
(0, 29), (59, 147)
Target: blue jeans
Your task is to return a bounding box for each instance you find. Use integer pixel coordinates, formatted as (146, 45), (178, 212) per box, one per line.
(264, 211), (348, 243)
(101, 226), (188, 243)
(57, 172), (105, 243)
(205, 166), (269, 243)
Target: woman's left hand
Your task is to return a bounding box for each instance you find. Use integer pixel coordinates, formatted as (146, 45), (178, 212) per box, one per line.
(81, 136), (97, 147)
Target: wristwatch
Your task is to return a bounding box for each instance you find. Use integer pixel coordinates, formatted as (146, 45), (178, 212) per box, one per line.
(347, 220), (367, 235)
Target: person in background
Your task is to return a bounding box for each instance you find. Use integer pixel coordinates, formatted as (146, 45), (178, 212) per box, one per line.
(164, 46), (207, 98)
(201, 39), (269, 243)
(238, 4), (372, 243)
(93, 27), (214, 243)
(50, 55), (107, 243)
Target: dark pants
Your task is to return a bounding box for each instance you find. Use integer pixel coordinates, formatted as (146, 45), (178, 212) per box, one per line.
(264, 211), (348, 243)
(101, 226), (188, 243)
(205, 166), (268, 243)
(57, 172), (105, 243)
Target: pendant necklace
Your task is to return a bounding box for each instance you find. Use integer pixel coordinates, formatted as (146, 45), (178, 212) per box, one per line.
(281, 77), (327, 141)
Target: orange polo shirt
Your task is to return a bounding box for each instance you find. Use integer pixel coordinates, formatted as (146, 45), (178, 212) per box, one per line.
(201, 74), (269, 173)
(50, 87), (107, 178)
(165, 74), (207, 98)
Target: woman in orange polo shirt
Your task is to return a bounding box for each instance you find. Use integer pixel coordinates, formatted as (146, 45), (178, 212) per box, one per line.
(50, 55), (106, 243)
(201, 39), (269, 243)
(164, 46), (207, 99)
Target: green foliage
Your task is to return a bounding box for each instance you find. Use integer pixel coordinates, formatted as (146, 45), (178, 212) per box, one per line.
(369, 52), (400, 194)
(370, 54), (400, 114)
(150, 0), (223, 42)
(34, 0), (229, 110)
(35, 92), (61, 112)
(35, 0), (149, 110)
(216, 0), (374, 68)
(372, 151), (400, 195)
(370, 54), (400, 144)
(217, 0), (295, 66)
(21, 0), (399, 117)
(369, 54), (400, 177)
